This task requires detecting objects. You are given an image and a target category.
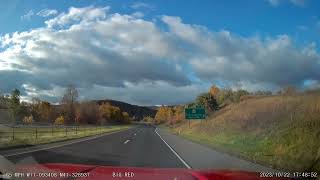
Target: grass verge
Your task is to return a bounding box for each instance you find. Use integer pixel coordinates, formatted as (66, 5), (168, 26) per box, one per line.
(0, 125), (132, 149)
(169, 94), (320, 172)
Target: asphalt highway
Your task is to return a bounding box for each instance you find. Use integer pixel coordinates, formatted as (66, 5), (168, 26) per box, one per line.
(1, 125), (275, 173)
(2, 125), (186, 168)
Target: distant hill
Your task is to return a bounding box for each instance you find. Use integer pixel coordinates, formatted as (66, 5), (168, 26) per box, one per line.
(94, 99), (157, 121)
(146, 106), (160, 110)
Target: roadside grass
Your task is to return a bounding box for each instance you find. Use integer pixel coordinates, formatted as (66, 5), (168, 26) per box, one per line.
(0, 125), (132, 149)
(170, 94), (320, 172)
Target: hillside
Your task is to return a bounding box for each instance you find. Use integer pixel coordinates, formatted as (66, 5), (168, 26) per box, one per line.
(94, 99), (156, 120)
(171, 93), (320, 172)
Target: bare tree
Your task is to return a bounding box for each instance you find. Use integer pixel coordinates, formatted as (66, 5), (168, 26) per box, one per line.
(61, 85), (78, 124)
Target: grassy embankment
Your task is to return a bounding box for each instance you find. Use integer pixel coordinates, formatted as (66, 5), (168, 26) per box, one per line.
(0, 125), (132, 149)
(170, 93), (320, 172)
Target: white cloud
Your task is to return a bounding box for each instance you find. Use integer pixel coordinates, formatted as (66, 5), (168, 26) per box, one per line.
(21, 10), (34, 20)
(132, 11), (144, 18)
(130, 2), (154, 10)
(1, 7), (320, 105)
(290, 0), (306, 6)
(297, 25), (308, 31)
(267, 0), (281, 6)
(162, 16), (320, 89)
(0, 7), (190, 104)
(267, 0), (306, 6)
(45, 6), (110, 28)
(37, 9), (58, 17)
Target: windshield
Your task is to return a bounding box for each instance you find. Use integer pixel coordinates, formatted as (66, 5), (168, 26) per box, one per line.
(0, 1), (319, 180)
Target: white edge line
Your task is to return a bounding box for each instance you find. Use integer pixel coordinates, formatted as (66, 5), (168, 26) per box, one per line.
(3, 128), (131, 157)
(124, 140), (130, 144)
(154, 128), (191, 169)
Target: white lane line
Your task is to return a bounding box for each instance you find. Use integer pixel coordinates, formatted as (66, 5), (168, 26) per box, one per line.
(134, 133), (136, 136)
(2, 128), (132, 157)
(123, 140), (130, 144)
(154, 128), (191, 169)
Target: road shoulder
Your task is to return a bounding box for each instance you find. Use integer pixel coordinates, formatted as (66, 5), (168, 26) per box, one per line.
(156, 127), (276, 172)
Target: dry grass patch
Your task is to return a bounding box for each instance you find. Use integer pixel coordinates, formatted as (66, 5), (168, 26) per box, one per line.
(172, 94), (320, 172)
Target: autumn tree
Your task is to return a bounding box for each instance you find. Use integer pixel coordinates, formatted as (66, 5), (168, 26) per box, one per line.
(143, 116), (154, 123)
(0, 93), (9, 109)
(154, 106), (166, 124)
(30, 97), (41, 120)
(231, 89), (250, 102)
(76, 102), (100, 124)
(39, 101), (51, 122)
(30, 98), (52, 123)
(215, 89), (249, 105)
(216, 88), (233, 105)
(172, 105), (184, 124)
(122, 112), (131, 124)
(9, 89), (21, 124)
(209, 85), (220, 97)
(99, 103), (126, 124)
(61, 85), (78, 124)
(154, 106), (173, 124)
(23, 115), (34, 125)
(54, 115), (65, 125)
(195, 93), (219, 112)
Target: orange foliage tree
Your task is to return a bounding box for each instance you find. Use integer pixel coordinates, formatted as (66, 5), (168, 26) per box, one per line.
(209, 85), (220, 97)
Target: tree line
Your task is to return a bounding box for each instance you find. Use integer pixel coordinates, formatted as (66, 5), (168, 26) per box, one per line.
(0, 85), (132, 125)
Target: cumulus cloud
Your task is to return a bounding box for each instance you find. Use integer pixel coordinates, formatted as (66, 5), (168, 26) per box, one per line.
(290, 0), (306, 6)
(21, 10), (34, 20)
(37, 9), (58, 17)
(162, 16), (320, 89)
(131, 11), (144, 18)
(130, 2), (154, 10)
(1, 6), (320, 105)
(1, 7), (191, 104)
(45, 6), (109, 28)
(267, 0), (281, 6)
(267, 0), (307, 6)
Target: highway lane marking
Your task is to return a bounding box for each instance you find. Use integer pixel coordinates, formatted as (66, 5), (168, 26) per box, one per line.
(2, 128), (134, 158)
(124, 140), (130, 144)
(134, 133), (136, 136)
(154, 128), (192, 169)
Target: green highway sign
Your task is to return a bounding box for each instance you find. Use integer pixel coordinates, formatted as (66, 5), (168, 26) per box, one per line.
(185, 107), (206, 119)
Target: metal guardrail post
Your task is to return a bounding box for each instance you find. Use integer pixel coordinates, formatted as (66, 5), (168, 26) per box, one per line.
(35, 128), (38, 139)
(51, 126), (53, 136)
(65, 127), (67, 136)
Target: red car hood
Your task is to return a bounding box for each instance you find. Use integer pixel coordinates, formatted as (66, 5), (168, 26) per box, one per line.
(13, 163), (288, 180)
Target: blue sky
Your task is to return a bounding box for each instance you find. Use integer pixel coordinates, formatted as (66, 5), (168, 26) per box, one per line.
(1, 0), (319, 42)
(0, 0), (320, 105)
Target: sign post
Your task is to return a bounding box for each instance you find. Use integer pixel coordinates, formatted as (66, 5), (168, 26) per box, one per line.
(185, 106), (206, 128)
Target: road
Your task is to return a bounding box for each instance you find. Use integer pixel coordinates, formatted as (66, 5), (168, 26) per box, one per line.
(1, 125), (185, 168)
(0, 125), (274, 171)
